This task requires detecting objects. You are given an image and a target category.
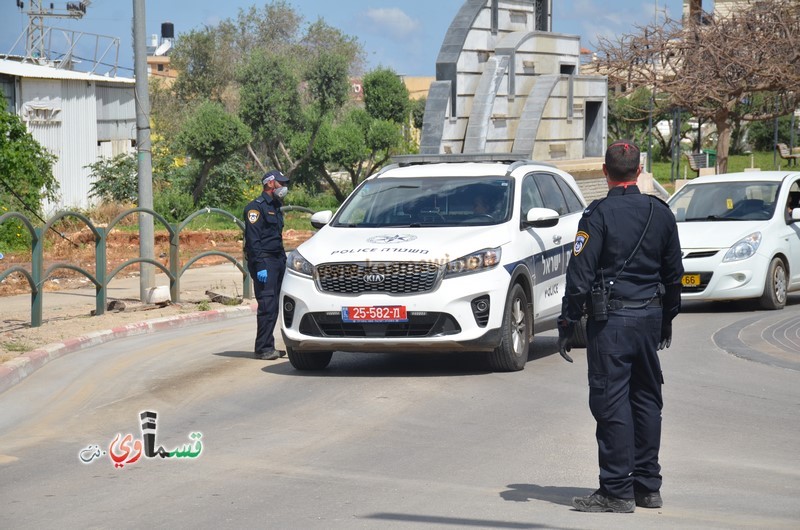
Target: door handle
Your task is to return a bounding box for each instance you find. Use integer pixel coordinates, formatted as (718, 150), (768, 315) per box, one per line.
(553, 235), (562, 244)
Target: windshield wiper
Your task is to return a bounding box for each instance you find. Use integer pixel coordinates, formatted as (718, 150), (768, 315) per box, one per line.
(684, 215), (736, 221)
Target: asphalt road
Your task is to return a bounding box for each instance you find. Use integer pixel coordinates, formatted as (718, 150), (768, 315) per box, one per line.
(0, 298), (798, 529)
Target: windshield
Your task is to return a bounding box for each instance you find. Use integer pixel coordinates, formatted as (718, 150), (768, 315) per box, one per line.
(332, 176), (513, 227)
(669, 181), (779, 222)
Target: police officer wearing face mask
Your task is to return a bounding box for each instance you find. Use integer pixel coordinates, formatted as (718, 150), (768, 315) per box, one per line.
(557, 140), (683, 513)
(244, 169), (290, 360)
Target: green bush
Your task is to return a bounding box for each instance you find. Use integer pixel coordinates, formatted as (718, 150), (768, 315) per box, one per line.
(747, 115), (798, 151)
(87, 154), (138, 202)
(154, 186), (195, 223)
(0, 216), (33, 252)
(196, 155), (258, 211)
(285, 183), (340, 211)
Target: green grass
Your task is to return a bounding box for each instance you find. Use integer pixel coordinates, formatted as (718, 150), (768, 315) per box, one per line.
(2, 341), (32, 353)
(650, 150), (792, 183)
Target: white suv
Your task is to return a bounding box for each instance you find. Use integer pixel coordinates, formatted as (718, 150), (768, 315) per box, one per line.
(280, 154), (587, 371)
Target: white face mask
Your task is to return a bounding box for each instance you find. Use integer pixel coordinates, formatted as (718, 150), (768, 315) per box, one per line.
(274, 185), (288, 199)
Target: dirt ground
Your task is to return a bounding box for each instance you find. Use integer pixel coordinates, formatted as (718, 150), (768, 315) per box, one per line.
(0, 228), (314, 363)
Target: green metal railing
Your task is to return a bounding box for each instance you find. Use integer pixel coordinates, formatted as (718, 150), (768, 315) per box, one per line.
(0, 206), (256, 328)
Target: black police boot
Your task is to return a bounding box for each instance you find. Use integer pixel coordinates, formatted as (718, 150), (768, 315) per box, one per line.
(263, 349), (280, 360)
(635, 491), (663, 508)
(572, 490), (635, 513)
(255, 349), (280, 360)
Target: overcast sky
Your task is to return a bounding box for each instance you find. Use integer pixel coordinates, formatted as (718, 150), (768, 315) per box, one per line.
(0, 0), (682, 77)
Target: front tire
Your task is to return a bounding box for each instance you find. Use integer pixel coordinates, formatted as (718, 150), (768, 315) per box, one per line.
(287, 347), (333, 370)
(759, 257), (787, 310)
(488, 283), (530, 372)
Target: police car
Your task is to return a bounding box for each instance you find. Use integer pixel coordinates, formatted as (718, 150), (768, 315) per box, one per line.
(280, 154), (588, 371)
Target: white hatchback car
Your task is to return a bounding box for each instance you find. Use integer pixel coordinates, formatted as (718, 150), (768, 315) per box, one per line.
(667, 171), (800, 309)
(280, 154), (587, 371)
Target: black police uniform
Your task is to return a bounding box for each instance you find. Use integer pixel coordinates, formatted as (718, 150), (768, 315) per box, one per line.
(243, 191), (286, 354)
(561, 184), (683, 501)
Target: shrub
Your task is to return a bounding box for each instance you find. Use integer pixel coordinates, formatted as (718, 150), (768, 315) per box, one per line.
(87, 154), (139, 202)
(285, 183), (340, 211)
(747, 115), (798, 151)
(154, 187), (195, 223)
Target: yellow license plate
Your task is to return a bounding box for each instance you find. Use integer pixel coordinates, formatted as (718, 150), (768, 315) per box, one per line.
(681, 274), (701, 287)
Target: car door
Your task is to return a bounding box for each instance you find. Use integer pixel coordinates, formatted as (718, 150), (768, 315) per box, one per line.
(783, 177), (800, 286)
(521, 173), (579, 320)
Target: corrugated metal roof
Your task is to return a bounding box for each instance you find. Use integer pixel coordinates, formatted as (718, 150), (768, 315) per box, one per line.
(0, 59), (134, 85)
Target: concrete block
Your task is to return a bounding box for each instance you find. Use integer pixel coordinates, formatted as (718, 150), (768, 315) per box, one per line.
(144, 285), (171, 304)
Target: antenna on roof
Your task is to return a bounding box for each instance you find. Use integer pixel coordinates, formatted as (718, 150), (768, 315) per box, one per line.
(21, 0), (91, 62)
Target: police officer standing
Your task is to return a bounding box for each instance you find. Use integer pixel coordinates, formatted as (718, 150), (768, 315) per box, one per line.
(244, 169), (290, 360)
(558, 140), (683, 513)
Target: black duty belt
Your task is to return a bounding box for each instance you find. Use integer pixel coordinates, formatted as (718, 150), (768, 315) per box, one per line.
(607, 298), (661, 310)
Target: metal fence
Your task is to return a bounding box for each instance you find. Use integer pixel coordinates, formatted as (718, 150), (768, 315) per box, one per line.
(1, 206), (256, 328)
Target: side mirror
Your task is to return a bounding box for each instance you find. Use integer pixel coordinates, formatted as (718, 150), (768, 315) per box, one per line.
(523, 207), (560, 228)
(310, 210), (333, 229)
(791, 207), (800, 222)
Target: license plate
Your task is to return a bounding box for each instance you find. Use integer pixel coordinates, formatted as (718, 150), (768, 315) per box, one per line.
(342, 305), (408, 322)
(681, 274), (701, 287)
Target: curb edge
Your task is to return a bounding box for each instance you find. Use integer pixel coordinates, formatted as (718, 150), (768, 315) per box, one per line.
(0, 303), (257, 395)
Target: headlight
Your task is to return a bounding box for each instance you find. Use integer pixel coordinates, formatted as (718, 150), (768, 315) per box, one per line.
(722, 232), (762, 262)
(444, 247), (502, 278)
(287, 250), (314, 277)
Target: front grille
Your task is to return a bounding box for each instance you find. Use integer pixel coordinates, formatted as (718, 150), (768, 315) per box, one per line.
(315, 261), (442, 294)
(299, 312), (460, 338)
(684, 250), (719, 259)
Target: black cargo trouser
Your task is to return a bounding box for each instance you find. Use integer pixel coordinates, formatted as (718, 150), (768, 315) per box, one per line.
(248, 254), (286, 353)
(586, 305), (664, 499)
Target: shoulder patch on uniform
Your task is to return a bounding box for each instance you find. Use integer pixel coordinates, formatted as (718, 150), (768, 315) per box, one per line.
(255, 197), (265, 204)
(573, 231), (590, 256)
(582, 198), (605, 217)
(650, 195), (670, 208)
(247, 209), (260, 224)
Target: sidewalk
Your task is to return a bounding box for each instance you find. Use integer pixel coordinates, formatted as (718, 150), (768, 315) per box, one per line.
(0, 262), (263, 394)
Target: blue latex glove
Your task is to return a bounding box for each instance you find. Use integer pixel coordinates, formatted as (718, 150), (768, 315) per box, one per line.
(257, 269), (268, 283)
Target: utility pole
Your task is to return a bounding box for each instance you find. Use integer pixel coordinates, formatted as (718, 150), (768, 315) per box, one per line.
(133, 0), (155, 300)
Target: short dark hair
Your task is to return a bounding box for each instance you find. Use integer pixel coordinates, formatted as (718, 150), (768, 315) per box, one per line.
(605, 140), (641, 181)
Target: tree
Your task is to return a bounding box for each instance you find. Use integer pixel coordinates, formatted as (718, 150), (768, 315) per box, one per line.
(170, 27), (226, 103)
(595, 0), (800, 173)
(363, 67), (410, 124)
(0, 101), (57, 215)
(748, 113), (797, 152)
(295, 108), (404, 201)
(238, 48), (350, 176)
(410, 97), (426, 130)
(176, 100), (251, 205)
(151, 2), (366, 198)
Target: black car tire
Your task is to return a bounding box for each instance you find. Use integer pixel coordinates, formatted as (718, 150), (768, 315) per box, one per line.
(759, 257), (787, 310)
(488, 283), (530, 372)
